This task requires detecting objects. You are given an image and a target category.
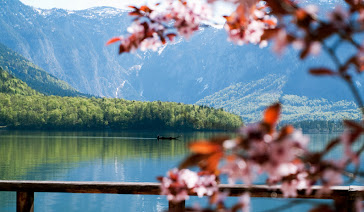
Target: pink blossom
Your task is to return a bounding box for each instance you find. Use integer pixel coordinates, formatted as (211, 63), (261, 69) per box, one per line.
(225, 4), (276, 47)
(270, 140), (296, 164)
(239, 192), (251, 212)
(281, 180), (298, 198)
(270, 130), (308, 164)
(319, 169), (343, 195)
(168, 0), (211, 39)
(221, 158), (256, 185)
(309, 41), (321, 56)
(140, 33), (163, 51)
(245, 20), (266, 44)
(273, 29), (288, 54)
(223, 139), (237, 149)
(341, 129), (359, 165)
(160, 168), (199, 203)
(305, 5), (319, 17)
(355, 197), (363, 212)
(280, 172), (310, 198)
(359, 9), (364, 23)
(127, 22), (145, 39)
(193, 174), (218, 197)
(211, 191), (229, 204)
(179, 169), (199, 189)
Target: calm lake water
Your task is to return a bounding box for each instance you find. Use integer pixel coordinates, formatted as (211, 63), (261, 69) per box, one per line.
(0, 130), (363, 211)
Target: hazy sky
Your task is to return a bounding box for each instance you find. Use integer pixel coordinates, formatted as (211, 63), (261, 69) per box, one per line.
(19, 0), (234, 24)
(19, 0), (156, 10)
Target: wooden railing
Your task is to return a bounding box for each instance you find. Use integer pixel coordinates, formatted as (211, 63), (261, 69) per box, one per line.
(0, 180), (363, 212)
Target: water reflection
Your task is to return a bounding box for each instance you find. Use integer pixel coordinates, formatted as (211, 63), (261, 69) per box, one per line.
(0, 130), (227, 211)
(0, 131), (363, 211)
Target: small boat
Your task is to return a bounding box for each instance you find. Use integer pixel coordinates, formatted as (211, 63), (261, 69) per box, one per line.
(157, 135), (179, 140)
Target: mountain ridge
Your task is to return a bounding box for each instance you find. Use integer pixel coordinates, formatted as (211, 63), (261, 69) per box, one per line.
(1, 0), (362, 123)
(0, 42), (90, 97)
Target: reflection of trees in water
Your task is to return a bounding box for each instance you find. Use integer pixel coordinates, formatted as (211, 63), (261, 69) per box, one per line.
(0, 130), (227, 208)
(0, 130), (225, 180)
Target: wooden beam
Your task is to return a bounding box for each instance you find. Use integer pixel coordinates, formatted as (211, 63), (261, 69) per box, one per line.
(169, 200), (185, 212)
(0, 180), (362, 200)
(17, 192), (34, 212)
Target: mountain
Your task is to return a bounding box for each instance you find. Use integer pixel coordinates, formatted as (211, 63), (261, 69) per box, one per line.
(0, 42), (90, 97)
(0, 67), (38, 96)
(0, 0), (362, 123)
(0, 0), (145, 99)
(196, 74), (361, 123)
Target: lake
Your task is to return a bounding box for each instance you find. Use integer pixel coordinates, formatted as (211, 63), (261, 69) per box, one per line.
(0, 130), (363, 211)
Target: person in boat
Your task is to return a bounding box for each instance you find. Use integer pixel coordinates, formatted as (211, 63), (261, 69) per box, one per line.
(157, 135), (179, 140)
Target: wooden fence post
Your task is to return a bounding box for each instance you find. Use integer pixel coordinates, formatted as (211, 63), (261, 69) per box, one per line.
(346, 186), (362, 212)
(169, 200), (185, 212)
(17, 191), (34, 212)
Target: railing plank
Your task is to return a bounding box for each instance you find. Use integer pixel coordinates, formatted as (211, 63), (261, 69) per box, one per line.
(1, 180), (364, 212)
(0, 181), (363, 212)
(0, 180), (362, 200)
(0, 181), (161, 195)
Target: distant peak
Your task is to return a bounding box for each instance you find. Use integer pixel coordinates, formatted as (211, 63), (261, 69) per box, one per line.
(1, 0), (22, 6)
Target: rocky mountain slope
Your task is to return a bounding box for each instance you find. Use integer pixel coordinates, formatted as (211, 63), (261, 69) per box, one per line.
(0, 0), (145, 99)
(1, 0), (362, 122)
(0, 42), (90, 97)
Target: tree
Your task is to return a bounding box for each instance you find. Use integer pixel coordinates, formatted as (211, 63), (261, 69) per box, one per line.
(107, 0), (364, 211)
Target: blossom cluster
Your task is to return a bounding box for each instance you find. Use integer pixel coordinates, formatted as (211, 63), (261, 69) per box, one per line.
(108, 0), (364, 211)
(159, 168), (218, 203)
(107, 0), (212, 53)
(224, 3), (277, 47)
(158, 103), (364, 211)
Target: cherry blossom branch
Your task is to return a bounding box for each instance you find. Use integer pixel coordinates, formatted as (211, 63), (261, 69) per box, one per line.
(107, 1), (364, 211)
(321, 42), (364, 116)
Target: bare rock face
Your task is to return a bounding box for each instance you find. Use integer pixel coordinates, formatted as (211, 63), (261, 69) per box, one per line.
(0, 0), (144, 99)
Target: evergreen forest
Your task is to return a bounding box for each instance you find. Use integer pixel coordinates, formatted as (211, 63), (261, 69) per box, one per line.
(0, 68), (243, 130)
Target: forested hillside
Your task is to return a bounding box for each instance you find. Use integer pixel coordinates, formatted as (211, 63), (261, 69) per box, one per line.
(0, 41), (242, 131)
(0, 68), (39, 96)
(0, 43), (90, 97)
(197, 75), (361, 123)
(0, 94), (242, 130)
(286, 120), (344, 133)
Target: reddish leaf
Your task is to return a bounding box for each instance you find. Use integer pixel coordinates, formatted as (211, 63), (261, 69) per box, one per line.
(205, 152), (224, 173)
(236, 4), (245, 16)
(166, 33), (177, 41)
(128, 5), (138, 9)
(295, 9), (308, 21)
(140, 5), (152, 13)
(265, 0), (292, 15)
(344, 120), (364, 131)
(119, 45), (125, 54)
(189, 141), (221, 154)
(263, 19), (277, 27)
(129, 11), (141, 16)
(106, 37), (121, 45)
(309, 68), (336, 76)
(179, 154), (209, 169)
(277, 125), (294, 140)
(292, 158), (302, 165)
(261, 28), (279, 41)
(263, 103), (281, 126)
